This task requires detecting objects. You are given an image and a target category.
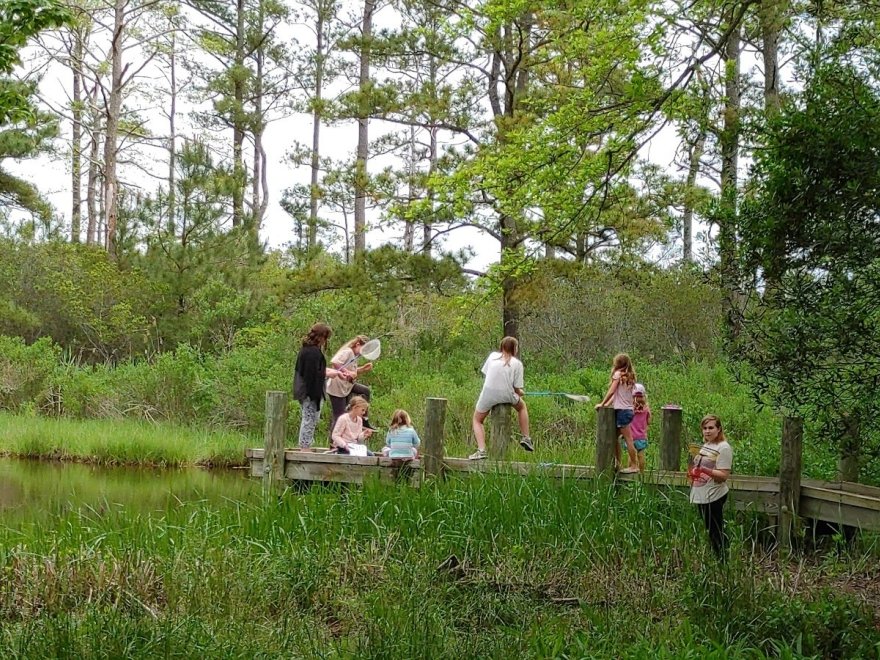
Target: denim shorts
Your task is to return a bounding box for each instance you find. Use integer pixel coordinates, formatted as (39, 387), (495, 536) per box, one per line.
(615, 409), (634, 428)
(633, 438), (648, 452)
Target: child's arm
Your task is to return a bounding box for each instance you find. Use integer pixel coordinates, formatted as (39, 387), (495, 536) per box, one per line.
(331, 417), (350, 449)
(596, 378), (619, 408)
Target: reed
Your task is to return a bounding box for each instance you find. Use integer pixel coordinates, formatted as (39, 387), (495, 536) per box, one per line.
(0, 413), (250, 467)
(0, 475), (876, 657)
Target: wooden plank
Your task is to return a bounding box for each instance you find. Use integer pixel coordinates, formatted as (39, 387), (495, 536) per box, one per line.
(800, 498), (880, 532)
(284, 461), (418, 486)
(801, 485), (880, 512)
(250, 458), (264, 478)
(282, 451), (380, 466)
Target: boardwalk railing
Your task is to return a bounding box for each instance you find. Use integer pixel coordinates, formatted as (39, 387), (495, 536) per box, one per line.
(250, 392), (880, 537)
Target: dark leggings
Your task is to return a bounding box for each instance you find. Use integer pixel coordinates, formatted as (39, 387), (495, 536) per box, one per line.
(697, 494), (728, 561)
(328, 383), (372, 440)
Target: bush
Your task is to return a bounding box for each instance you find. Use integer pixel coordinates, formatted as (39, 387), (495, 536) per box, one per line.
(0, 335), (59, 412)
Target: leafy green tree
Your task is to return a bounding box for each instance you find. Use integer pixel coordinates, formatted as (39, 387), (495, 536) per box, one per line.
(738, 61), (880, 480)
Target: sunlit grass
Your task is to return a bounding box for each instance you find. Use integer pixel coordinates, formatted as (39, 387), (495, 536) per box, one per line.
(0, 413), (252, 467)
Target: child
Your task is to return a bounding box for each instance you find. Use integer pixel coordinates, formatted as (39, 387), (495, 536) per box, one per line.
(381, 410), (421, 459)
(331, 396), (374, 454)
(469, 336), (533, 460)
(688, 414), (733, 561)
(596, 353), (638, 474)
(629, 383), (650, 472)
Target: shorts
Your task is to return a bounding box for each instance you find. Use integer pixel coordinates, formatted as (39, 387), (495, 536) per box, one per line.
(615, 409), (634, 428)
(476, 388), (520, 414)
(634, 438), (648, 452)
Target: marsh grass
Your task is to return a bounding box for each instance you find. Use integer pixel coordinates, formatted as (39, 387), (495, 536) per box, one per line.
(0, 475), (876, 657)
(0, 413), (251, 467)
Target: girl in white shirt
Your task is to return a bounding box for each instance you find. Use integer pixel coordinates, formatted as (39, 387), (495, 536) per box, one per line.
(688, 414), (733, 561)
(469, 336), (533, 460)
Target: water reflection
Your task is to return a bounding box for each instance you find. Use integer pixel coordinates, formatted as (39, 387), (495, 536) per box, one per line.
(0, 458), (255, 522)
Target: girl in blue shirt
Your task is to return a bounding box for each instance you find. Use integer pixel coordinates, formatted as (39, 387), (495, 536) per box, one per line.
(382, 410), (421, 459)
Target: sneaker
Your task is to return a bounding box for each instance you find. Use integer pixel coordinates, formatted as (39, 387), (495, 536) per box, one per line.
(519, 436), (534, 452)
(468, 449), (488, 460)
(619, 466), (639, 474)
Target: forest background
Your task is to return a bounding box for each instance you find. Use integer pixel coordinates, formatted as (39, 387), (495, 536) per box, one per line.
(1, 0), (880, 485)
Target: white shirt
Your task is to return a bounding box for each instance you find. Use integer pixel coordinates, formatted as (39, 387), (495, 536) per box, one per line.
(689, 440), (733, 504)
(481, 352), (524, 392)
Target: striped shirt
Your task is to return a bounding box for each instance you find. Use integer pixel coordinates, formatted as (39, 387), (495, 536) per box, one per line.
(385, 427), (420, 458)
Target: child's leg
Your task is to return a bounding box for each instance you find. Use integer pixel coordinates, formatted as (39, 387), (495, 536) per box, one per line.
(637, 449), (646, 472)
(620, 424), (637, 467)
(472, 409), (489, 451)
(513, 399), (530, 438)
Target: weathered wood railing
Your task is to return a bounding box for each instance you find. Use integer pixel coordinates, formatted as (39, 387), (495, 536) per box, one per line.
(250, 392), (880, 537)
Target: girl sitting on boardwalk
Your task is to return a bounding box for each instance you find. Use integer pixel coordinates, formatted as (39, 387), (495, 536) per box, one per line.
(381, 410), (421, 459)
(331, 396), (374, 455)
(596, 353), (639, 474)
(469, 336), (533, 460)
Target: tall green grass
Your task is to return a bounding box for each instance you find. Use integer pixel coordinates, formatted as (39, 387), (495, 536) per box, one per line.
(0, 413), (251, 467)
(0, 476), (876, 657)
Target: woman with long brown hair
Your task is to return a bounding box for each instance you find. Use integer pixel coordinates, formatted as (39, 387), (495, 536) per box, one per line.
(292, 323), (351, 449)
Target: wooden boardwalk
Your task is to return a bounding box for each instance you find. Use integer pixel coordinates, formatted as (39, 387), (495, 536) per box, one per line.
(252, 392), (880, 538)
(245, 449), (880, 532)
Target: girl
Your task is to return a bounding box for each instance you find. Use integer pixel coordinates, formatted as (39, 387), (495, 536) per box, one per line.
(630, 383), (650, 472)
(326, 335), (376, 437)
(469, 336), (533, 460)
(331, 396), (374, 454)
(381, 410), (421, 459)
(688, 414), (733, 561)
(293, 323), (352, 449)
(596, 353), (638, 474)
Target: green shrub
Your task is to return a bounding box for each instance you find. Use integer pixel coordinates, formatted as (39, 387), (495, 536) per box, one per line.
(0, 335), (59, 411)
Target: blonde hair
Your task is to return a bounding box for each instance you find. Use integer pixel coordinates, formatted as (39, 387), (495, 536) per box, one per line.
(611, 353), (635, 387)
(700, 414), (726, 443)
(347, 396), (369, 413)
(343, 335), (369, 350)
(389, 409), (412, 431)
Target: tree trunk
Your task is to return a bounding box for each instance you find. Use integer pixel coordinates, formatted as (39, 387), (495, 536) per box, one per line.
(86, 82), (100, 245)
(232, 0), (246, 228)
(354, 0), (375, 256)
(760, 0), (786, 115)
(403, 124), (416, 251)
(70, 29), (83, 243)
(719, 16), (741, 337)
(682, 132), (705, 263)
(168, 29), (177, 223)
(308, 6), (325, 250)
(837, 415), (860, 482)
(103, 0), (125, 258)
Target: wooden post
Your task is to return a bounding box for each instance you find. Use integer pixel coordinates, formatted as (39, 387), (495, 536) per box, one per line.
(263, 390), (288, 493)
(778, 416), (803, 552)
(837, 415), (860, 482)
(422, 397), (447, 478)
(488, 404), (512, 460)
(595, 407), (617, 477)
(660, 405), (683, 471)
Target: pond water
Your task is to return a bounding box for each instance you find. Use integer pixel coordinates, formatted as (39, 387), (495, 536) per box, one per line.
(0, 458), (256, 524)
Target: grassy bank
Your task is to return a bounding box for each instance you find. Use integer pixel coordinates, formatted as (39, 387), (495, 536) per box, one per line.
(0, 414), (252, 467)
(0, 476), (877, 657)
